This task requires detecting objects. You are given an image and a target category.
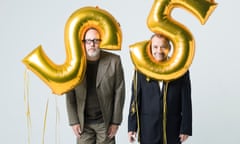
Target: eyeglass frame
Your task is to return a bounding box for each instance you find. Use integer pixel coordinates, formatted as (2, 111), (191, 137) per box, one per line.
(82, 39), (101, 44)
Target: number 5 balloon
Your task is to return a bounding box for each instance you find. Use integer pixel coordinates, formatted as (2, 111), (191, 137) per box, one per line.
(130, 0), (217, 81)
(22, 6), (122, 95)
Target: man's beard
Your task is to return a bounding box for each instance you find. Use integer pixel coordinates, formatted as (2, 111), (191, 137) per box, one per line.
(87, 48), (100, 57)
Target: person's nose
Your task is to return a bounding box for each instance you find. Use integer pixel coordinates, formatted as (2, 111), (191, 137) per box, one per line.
(157, 47), (163, 52)
(89, 41), (95, 46)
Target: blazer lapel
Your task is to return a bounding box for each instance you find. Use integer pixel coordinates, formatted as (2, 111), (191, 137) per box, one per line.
(96, 52), (110, 87)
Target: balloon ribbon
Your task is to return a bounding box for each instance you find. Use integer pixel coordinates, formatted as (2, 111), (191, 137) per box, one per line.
(24, 70), (60, 144)
(24, 69), (32, 144)
(42, 98), (49, 144)
(163, 82), (169, 144)
(55, 97), (60, 144)
(133, 70), (141, 143)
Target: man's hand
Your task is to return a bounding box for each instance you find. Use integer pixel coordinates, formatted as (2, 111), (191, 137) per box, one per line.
(72, 124), (82, 138)
(179, 134), (189, 142)
(108, 124), (119, 139)
(128, 131), (137, 143)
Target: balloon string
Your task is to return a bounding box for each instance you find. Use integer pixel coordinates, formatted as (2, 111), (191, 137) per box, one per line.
(55, 97), (60, 144)
(42, 98), (49, 144)
(24, 70), (60, 144)
(24, 69), (32, 144)
(132, 70), (140, 143)
(163, 82), (169, 144)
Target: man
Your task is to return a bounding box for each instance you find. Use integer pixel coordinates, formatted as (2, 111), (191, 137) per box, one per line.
(66, 28), (125, 144)
(128, 34), (192, 144)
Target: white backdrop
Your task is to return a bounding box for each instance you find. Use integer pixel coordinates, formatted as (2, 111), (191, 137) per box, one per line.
(1, 0), (239, 143)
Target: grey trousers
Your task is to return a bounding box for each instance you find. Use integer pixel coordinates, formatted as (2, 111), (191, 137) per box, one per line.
(77, 122), (115, 144)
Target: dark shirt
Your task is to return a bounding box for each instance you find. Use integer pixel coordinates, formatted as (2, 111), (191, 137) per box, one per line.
(85, 60), (103, 124)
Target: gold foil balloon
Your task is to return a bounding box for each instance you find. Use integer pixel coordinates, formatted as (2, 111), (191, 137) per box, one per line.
(22, 6), (122, 95)
(130, 0), (217, 81)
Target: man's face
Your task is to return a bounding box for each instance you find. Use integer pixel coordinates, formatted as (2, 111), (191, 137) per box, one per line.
(151, 36), (170, 62)
(84, 29), (101, 60)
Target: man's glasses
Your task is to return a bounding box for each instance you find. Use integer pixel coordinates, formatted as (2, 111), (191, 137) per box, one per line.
(83, 39), (101, 44)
